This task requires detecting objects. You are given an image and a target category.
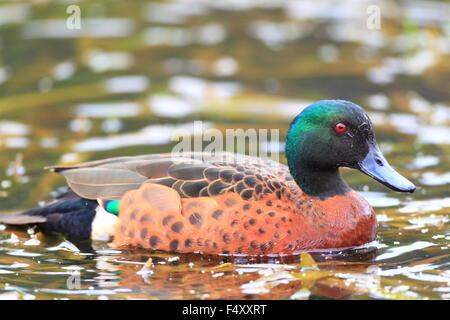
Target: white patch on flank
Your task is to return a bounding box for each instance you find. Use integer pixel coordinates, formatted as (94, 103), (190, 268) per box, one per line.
(91, 204), (119, 241)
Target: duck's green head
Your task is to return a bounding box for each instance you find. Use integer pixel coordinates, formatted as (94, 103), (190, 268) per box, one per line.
(286, 100), (416, 198)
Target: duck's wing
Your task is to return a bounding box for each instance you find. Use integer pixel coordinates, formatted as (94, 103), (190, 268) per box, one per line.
(46, 152), (292, 201)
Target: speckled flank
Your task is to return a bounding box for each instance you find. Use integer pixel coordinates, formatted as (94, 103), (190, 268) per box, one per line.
(113, 183), (377, 255)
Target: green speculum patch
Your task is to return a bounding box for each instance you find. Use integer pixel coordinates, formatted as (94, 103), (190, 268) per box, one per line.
(105, 200), (120, 215)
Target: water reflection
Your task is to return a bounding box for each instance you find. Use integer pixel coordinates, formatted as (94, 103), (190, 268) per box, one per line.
(0, 0), (448, 300)
(23, 19), (135, 39)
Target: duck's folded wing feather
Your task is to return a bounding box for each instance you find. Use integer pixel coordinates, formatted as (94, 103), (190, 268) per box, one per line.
(46, 153), (287, 201)
(62, 167), (147, 199)
(47, 155), (235, 200)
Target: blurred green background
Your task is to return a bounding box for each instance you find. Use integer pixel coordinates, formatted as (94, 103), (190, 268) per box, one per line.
(0, 0), (448, 300)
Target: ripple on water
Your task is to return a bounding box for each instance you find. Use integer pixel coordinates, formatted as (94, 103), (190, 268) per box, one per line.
(375, 241), (435, 261)
(0, 0), (449, 301)
(7, 249), (42, 257)
(360, 191), (401, 207)
(420, 172), (450, 186)
(407, 156), (440, 169)
(399, 198), (450, 213)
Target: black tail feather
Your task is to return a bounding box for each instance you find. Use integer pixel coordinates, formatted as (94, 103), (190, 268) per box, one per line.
(0, 190), (98, 241)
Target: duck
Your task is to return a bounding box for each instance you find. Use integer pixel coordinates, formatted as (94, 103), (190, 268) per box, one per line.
(0, 100), (416, 255)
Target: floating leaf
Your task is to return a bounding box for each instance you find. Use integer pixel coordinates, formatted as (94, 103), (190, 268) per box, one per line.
(137, 257), (154, 276)
(299, 252), (318, 270)
(213, 262), (233, 269)
(290, 288), (311, 300)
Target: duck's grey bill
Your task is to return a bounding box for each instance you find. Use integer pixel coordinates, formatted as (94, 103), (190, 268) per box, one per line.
(358, 145), (416, 193)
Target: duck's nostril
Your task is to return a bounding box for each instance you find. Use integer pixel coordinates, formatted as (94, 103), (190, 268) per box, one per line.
(375, 158), (383, 166)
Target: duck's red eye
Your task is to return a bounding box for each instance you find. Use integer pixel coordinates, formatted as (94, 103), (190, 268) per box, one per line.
(335, 123), (347, 133)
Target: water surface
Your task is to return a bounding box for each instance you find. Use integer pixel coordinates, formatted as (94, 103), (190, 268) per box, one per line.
(0, 0), (449, 300)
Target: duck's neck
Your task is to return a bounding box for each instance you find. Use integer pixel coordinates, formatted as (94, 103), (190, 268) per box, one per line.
(285, 117), (352, 200)
(289, 162), (352, 200)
